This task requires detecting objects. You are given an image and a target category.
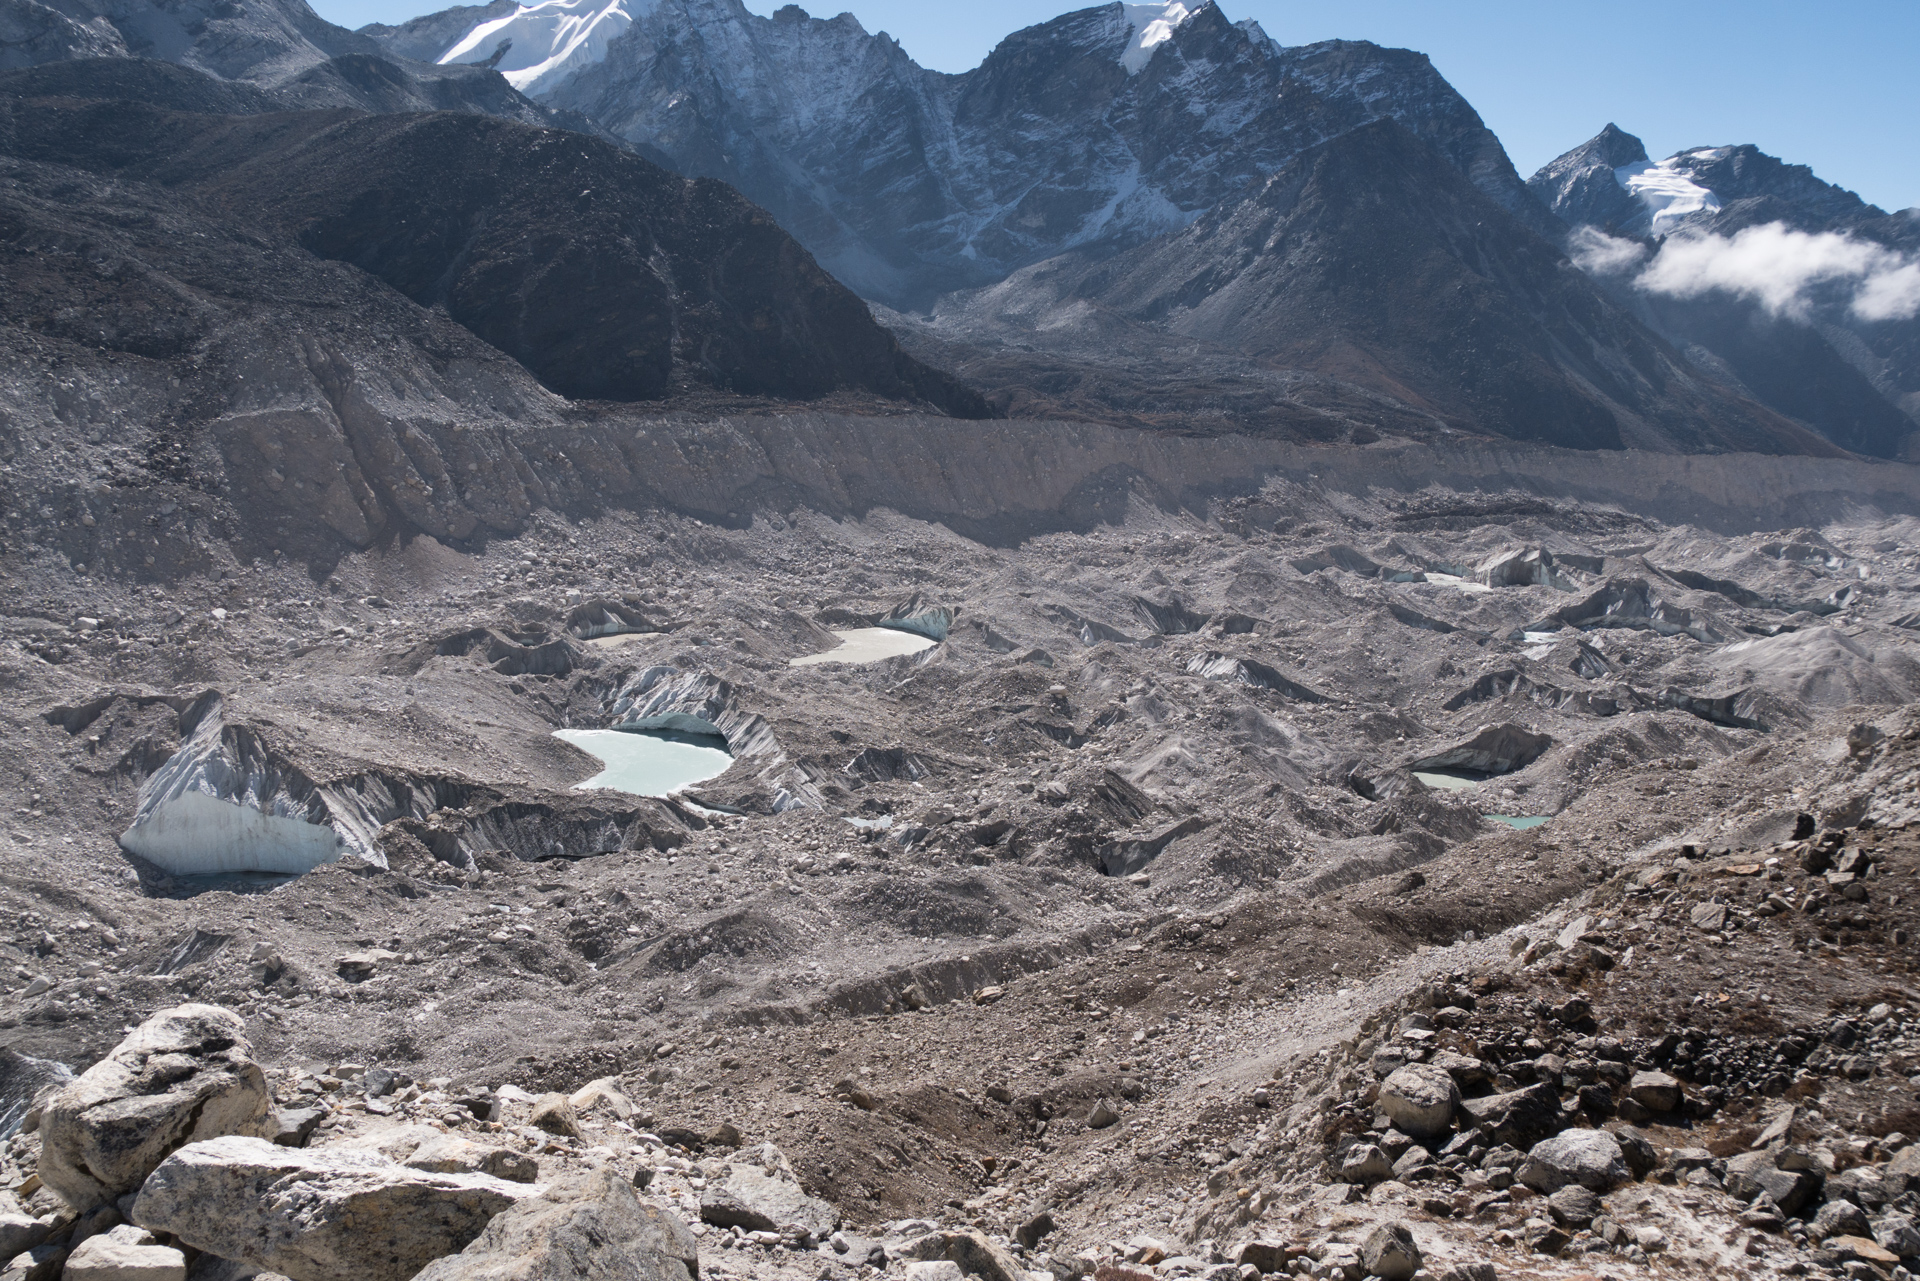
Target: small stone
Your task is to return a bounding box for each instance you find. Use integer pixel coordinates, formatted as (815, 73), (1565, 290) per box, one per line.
(1087, 1099), (1121, 1129)
(1548, 1184), (1600, 1229)
(1690, 902), (1729, 931)
(1336, 1143), (1392, 1185)
(1013, 1212), (1054, 1250)
(1523, 1218), (1570, 1255)
(528, 1094), (582, 1139)
(1627, 1070), (1683, 1113)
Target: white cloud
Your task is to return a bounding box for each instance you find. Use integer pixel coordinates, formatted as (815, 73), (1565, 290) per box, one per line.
(1628, 222), (1920, 323)
(1853, 260), (1920, 322)
(1568, 226), (1648, 276)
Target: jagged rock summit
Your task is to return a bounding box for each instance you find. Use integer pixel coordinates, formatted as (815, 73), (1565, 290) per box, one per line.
(377, 0), (1557, 307)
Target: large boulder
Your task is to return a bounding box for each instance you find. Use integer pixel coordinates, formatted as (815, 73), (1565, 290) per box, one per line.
(1377, 1065), (1458, 1139)
(131, 1136), (537, 1281)
(411, 1167), (697, 1281)
(1518, 1129), (1629, 1193)
(697, 1143), (834, 1238)
(38, 1005), (272, 1209)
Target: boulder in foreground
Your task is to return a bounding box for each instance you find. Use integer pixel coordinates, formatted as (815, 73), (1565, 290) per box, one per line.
(131, 1135), (536, 1281)
(38, 1005), (272, 1209)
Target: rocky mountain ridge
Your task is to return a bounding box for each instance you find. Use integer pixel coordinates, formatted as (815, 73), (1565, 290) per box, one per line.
(888, 119), (1834, 457)
(1532, 123), (1920, 452)
(382, 0), (1559, 308)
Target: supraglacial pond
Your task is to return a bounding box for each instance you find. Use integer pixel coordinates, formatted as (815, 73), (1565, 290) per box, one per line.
(789, 627), (937, 667)
(1491, 815), (1550, 830)
(553, 728), (732, 797)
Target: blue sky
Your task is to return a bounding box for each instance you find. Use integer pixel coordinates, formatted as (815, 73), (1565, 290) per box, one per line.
(314, 0), (1920, 212)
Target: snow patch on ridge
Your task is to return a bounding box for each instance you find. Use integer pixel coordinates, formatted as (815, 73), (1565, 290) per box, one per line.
(1120, 2), (1191, 75)
(439, 0), (653, 96)
(1615, 154), (1722, 233)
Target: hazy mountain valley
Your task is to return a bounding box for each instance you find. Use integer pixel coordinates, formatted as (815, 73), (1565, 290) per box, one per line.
(1, 2), (1919, 1280)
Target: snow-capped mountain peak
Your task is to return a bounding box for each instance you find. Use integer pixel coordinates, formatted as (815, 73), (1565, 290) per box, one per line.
(439, 0), (650, 95)
(1120, 2), (1192, 74)
(1616, 154), (1723, 232)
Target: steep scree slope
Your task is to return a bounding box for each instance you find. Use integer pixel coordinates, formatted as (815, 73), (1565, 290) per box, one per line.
(0, 89), (988, 413)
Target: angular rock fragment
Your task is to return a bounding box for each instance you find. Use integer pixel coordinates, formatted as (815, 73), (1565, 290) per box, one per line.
(1377, 1064), (1458, 1139)
(1626, 1070), (1682, 1113)
(696, 1144), (834, 1239)
(131, 1136), (535, 1281)
(894, 1231), (1027, 1281)
(1723, 1150), (1821, 1215)
(528, 1094), (582, 1139)
(1518, 1129), (1629, 1193)
(38, 1005), (273, 1209)
(63, 1225), (187, 1281)
(1360, 1222), (1421, 1281)
(1458, 1082), (1562, 1149)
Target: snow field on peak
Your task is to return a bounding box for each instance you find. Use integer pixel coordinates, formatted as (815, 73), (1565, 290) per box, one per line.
(1614, 157), (1722, 233)
(439, 0), (654, 96)
(1121, 2), (1191, 75)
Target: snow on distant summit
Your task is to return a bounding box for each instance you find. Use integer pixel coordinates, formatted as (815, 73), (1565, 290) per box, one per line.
(1120, 2), (1191, 74)
(439, 0), (649, 95)
(1616, 152), (1723, 232)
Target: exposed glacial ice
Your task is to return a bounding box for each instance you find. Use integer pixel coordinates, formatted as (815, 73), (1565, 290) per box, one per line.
(439, 0), (651, 95)
(1120, 2), (1192, 74)
(117, 695), (349, 877)
(117, 790), (346, 878)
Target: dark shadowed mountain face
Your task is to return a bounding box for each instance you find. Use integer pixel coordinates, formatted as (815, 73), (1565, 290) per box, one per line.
(389, 0), (1559, 309)
(1533, 125), (1920, 453)
(0, 83), (989, 413)
(895, 121), (1836, 457)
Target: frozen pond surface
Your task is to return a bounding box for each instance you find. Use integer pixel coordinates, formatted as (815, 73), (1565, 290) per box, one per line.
(1413, 769), (1485, 792)
(1491, 815), (1550, 830)
(790, 627), (937, 667)
(554, 728), (732, 796)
